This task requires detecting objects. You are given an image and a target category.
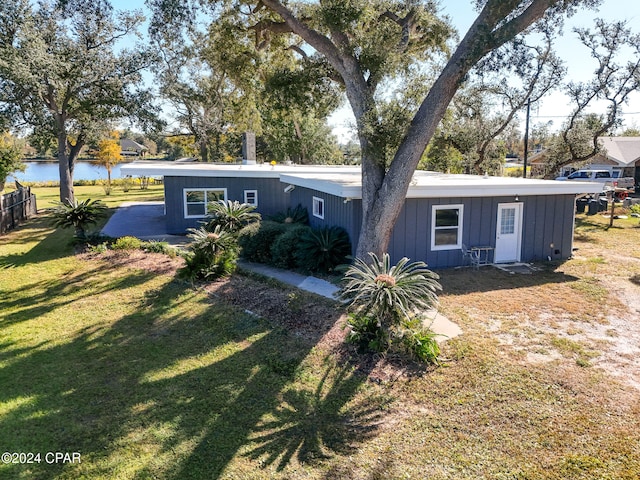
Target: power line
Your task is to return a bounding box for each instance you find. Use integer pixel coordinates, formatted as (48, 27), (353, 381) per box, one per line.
(532, 111), (640, 119)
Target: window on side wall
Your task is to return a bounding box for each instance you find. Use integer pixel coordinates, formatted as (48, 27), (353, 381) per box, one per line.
(312, 196), (325, 219)
(431, 204), (463, 250)
(184, 188), (227, 218)
(244, 190), (258, 206)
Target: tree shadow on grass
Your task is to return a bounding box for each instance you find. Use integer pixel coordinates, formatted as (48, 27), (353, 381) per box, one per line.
(0, 216), (76, 268)
(0, 266), (377, 479)
(0, 261), (157, 329)
(244, 364), (385, 471)
(436, 264), (580, 296)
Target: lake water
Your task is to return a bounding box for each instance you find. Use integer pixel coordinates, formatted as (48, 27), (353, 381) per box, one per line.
(10, 161), (128, 183)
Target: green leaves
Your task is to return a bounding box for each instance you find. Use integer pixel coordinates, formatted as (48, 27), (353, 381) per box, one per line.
(50, 198), (108, 238)
(341, 252), (442, 362)
(202, 200), (261, 234)
(341, 252), (441, 324)
(294, 226), (352, 273)
(0, 132), (25, 189)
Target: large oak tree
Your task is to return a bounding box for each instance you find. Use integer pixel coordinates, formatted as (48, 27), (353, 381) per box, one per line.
(0, 0), (159, 202)
(151, 0), (600, 259)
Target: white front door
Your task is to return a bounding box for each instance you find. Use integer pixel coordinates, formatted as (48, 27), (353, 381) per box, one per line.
(495, 203), (523, 263)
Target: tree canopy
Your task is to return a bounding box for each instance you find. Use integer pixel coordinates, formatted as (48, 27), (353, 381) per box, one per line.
(0, 0), (160, 202)
(148, 0), (601, 259)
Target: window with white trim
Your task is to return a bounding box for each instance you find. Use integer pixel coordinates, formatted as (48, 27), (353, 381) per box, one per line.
(312, 196), (325, 219)
(244, 190), (258, 206)
(431, 204), (463, 250)
(184, 188), (227, 218)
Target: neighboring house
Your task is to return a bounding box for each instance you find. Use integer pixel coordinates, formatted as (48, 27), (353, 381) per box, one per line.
(529, 136), (640, 184)
(120, 139), (148, 157)
(119, 162), (601, 269)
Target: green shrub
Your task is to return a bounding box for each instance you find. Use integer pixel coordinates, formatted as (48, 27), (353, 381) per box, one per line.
(269, 224), (311, 269)
(180, 226), (239, 280)
(630, 203), (640, 215)
(112, 236), (143, 250)
(50, 198), (108, 239)
(345, 313), (390, 353)
(238, 220), (288, 263)
(202, 200), (261, 234)
(88, 242), (109, 254)
(269, 204), (309, 225)
(400, 318), (441, 364)
(294, 226), (351, 273)
(340, 253), (442, 363)
(141, 240), (176, 257)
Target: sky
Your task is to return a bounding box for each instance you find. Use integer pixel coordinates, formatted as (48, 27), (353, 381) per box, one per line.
(112, 0), (640, 141)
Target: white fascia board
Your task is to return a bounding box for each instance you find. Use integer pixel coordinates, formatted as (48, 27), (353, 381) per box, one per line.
(404, 179), (604, 197)
(281, 172), (603, 198)
(119, 162), (361, 179)
(279, 174), (363, 198)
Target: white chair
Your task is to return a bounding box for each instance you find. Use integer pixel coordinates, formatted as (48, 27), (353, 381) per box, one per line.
(461, 244), (481, 269)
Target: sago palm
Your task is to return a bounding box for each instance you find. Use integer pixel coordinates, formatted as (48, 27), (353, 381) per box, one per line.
(340, 252), (441, 330)
(51, 198), (108, 239)
(203, 200), (261, 234)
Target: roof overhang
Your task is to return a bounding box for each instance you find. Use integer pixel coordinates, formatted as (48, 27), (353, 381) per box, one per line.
(280, 172), (603, 199)
(120, 162), (602, 198)
(119, 161), (361, 179)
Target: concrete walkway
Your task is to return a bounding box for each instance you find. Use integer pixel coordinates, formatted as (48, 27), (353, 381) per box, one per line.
(101, 201), (189, 246)
(103, 201), (462, 340)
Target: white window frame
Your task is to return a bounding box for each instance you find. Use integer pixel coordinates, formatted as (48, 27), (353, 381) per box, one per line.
(183, 188), (227, 219)
(431, 204), (464, 251)
(312, 196), (325, 219)
(244, 189), (258, 206)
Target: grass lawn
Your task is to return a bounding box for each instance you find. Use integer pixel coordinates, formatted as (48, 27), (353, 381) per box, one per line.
(1, 194), (640, 479)
(26, 184), (166, 210)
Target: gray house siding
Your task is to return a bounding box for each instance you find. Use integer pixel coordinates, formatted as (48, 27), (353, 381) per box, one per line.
(294, 188), (577, 269)
(164, 175), (289, 233)
(290, 188), (361, 255)
(522, 194), (575, 262)
(388, 195), (576, 268)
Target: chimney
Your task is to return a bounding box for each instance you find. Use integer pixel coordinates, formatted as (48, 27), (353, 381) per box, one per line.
(242, 132), (256, 165)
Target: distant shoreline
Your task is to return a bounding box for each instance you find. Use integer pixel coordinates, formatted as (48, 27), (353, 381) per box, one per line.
(22, 158), (138, 163)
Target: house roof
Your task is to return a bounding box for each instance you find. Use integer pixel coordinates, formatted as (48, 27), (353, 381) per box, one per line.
(280, 171), (602, 198)
(120, 139), (148, 151)
(120, 161), (601, 198)
(119, 161), (361, 178)
(528, 136), (640, 167)
(599, 136), (640, 166)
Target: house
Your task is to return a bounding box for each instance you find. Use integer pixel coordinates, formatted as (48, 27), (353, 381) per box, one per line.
(119, 162), (601, 269)
(120, 139), (149, 157)
(530, 136), (640, 185)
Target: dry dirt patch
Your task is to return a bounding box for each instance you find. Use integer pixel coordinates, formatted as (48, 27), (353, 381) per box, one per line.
(437, 216), (640, 393)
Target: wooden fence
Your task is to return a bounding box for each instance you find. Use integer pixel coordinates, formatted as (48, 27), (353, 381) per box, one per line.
(0, 187), (37, 235)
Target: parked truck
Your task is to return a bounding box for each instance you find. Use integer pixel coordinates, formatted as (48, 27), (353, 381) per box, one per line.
(556, 169), (635, 200)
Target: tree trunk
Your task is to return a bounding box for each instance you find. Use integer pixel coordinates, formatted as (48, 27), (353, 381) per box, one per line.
(58, 133), (74, 203)
(354, 60), (466, 260)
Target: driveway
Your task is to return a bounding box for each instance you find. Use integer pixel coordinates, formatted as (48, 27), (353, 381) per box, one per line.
(101, 201), (189, 245)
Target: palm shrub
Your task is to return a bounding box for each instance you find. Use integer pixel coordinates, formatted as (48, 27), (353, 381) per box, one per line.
(202, 200), (261, 234)
(269, 204), (309, 225)
(294, 226), (351, 273)
(180, 225), (239, 280)
(51, 198), (108, 239)
(340, 253), (442, 362)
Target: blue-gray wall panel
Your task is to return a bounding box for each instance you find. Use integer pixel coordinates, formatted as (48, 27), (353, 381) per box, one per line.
(164, 176), (289, 233)
(163, 176), (578, 268)
(290, 188), (359, 255)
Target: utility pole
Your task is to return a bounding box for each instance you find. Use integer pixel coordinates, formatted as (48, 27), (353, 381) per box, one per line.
(523, 98), (531, 178)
